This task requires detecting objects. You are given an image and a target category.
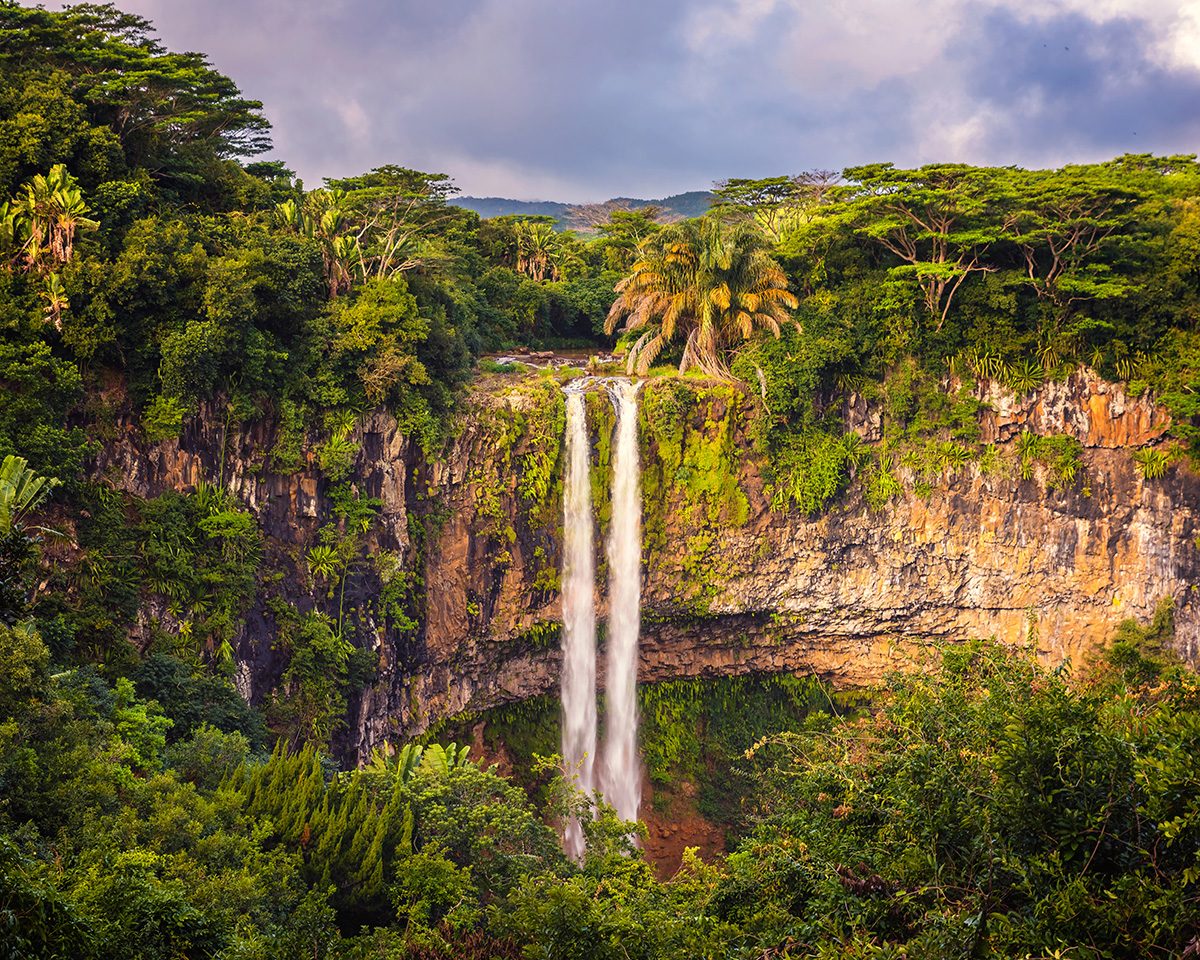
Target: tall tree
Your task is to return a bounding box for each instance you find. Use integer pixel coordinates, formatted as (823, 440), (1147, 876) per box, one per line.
(713, 172), (842, 243)
(0, 2), (271, 179)
(278, 167), (467, 294)
(1003, 165), (1145, 360)
(594, 207), (665, 271)
(844, 163), (1011, 330)
(328, 166), (463, 280)
(606, 218), (798, 377)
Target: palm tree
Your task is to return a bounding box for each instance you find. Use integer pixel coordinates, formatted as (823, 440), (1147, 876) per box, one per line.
(274, 198), (310, 235)
(40, 273), (69, 330)
(514, 220), (570, 282)
(0, 455), (58, 536)
(276, 190), (362, 297)
(11, 165), (97, 272)
(605, 218), (799, 378)
(48, 184), (96, 263)
(0, 201), (26, 268)
(0, 455), (56, 625)
(327, 234), (360, 296)
(12, 171), (53, 267)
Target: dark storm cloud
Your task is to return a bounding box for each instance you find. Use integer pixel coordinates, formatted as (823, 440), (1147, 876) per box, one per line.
(955, 8), (1200, 163)
(58, 0), (1200, 198)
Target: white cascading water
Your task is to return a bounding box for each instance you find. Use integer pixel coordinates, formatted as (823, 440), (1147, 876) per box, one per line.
(601, 378), (643, 825)
(559, 387), (597, 861)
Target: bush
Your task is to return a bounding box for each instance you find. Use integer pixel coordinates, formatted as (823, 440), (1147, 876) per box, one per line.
(718, 637), (1200, 958)
(769, 427), (862, 514)
(141, 395), (190, 442)
(1132, 446), (1170, 479)
(478, 358), (520, 374)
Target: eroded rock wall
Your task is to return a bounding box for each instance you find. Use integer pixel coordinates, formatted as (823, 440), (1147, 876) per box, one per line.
(94, 372), (1200, 761)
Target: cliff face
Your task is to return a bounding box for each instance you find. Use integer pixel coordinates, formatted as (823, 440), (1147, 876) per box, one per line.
(95, 370), (1200, 762)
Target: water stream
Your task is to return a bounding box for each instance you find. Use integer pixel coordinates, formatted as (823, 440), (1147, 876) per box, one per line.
(600, 378), (642, 825)
(560, 387), (598, 861)
(559, 377), (643, 856)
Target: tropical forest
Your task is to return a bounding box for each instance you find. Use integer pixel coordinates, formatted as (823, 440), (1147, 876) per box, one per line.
(0, 3), (1198, 958)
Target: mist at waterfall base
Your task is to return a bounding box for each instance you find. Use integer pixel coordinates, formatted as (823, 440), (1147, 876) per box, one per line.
(559, 378), (643, 858)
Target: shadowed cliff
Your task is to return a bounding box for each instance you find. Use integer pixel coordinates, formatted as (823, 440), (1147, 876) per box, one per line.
(91, 368), (1199, 762)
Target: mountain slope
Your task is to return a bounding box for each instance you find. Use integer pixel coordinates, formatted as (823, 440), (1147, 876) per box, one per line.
(450, 190), (714, 227)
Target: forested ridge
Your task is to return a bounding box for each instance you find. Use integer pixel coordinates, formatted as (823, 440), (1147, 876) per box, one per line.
(1, 3), (1199, 957)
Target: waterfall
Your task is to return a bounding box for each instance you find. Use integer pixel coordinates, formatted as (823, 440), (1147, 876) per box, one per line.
(601, 378), (642, 825)
(558, 376), (643, 856)
(559, 388), (597, 861)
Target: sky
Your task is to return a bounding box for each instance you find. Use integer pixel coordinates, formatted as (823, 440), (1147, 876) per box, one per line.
(51, 0), (1200, 201)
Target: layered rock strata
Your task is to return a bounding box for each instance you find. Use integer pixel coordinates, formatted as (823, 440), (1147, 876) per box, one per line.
(94, 371), (1200, 761)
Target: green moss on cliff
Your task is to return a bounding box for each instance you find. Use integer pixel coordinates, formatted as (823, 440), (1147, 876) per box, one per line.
(464, 375), (566, 584)
(586, 390), (616, 536)
(639, 379), (753, 610)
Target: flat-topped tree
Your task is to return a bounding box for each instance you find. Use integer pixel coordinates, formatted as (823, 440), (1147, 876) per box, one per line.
(844, 162), (1013, 332)
(712, 174), (842, 244)
(327, 165), (458, 208)
(0, 2), (271, 181)
(276, 167), (469, 295)
(593, 206), (665, 271)
(327, 165), (466, 282)
(712, 176), (800, 244)
(1003, 164), (1146, 362)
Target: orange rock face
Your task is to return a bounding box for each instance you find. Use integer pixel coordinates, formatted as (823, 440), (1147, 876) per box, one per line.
(92, 374), (1199, 762)
(974, 368), (1172, 448)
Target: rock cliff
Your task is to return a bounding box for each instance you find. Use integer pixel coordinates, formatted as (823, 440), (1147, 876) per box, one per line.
(94, 369), (1200, 762)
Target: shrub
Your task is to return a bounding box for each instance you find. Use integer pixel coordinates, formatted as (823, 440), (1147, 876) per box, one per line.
(141, 395), (190, 442)
(1132, 446), (1170, 480)
(863, 454), (904, 509)
(1004, 357), (1045, 394)
(1017, 430), (1083, 489)
(769, 427), (862, 515)
(478, 358), (520, 374)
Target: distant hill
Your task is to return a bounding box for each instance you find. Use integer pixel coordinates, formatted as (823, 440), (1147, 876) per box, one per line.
(610, 191), (714, 219)
(450, 190), (714, 229)
(451, 197), (572, 220)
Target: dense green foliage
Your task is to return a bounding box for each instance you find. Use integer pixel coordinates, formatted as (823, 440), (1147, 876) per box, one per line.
(2, 5), (1200, 956)
(453, 672), (860, 824)
(0, 2), (622, 470)
(724, 162), (1200, 509)
(6, 544), (1199, 958)
(0, 2), (629, 763)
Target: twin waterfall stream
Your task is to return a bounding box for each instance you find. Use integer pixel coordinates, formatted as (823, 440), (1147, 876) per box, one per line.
(560, 378), (642, 860)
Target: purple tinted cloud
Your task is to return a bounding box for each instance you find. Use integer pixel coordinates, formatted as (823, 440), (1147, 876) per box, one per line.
(44, 0), (1200, 199)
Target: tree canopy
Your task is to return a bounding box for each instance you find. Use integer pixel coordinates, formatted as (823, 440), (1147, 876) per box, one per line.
(2, 5), (1200, 957)
(606, 218), (799, 377)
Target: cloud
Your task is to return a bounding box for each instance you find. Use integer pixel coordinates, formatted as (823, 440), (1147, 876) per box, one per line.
(43, 0), (1200, 198)
(948, 6), (1200, 164)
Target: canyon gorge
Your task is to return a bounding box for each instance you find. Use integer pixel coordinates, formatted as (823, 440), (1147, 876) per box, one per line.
(86, 367), (1200, 766)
